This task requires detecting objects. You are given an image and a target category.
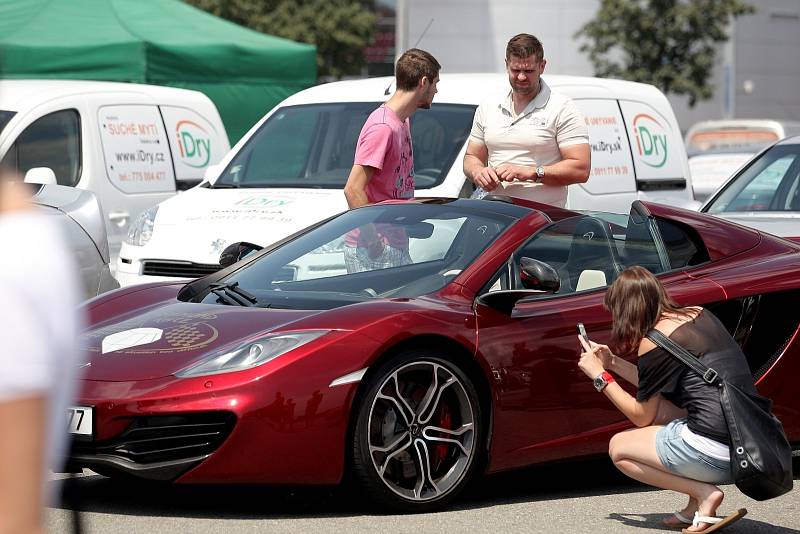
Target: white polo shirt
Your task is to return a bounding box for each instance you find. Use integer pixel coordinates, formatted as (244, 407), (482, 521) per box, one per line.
(0, 210), (85, 502)
(469, 78), (589, 207)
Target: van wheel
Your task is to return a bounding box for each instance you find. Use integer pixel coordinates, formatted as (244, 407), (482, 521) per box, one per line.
(352, 350), (483, 512)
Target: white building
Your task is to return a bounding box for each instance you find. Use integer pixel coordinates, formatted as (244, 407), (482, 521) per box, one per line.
(396, 0), (800, 132)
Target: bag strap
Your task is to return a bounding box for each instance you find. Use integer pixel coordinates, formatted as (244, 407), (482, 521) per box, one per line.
(645, 329), (723, 386)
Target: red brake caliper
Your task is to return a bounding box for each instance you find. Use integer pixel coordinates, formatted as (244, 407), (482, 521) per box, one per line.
(433, 403), (452, 471)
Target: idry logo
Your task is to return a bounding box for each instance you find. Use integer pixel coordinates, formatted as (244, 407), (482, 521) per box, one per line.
(175, 120), (212, 168)
(632, 114), (668, 168)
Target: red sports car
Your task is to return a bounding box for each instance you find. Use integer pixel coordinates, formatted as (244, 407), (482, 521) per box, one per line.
(69, 197), (800, 512)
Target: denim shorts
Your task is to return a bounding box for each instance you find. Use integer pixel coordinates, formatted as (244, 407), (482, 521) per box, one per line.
(655, 418), (734, 485)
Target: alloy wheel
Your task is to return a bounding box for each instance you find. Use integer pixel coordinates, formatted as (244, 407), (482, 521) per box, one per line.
(365, 360), (476, 502)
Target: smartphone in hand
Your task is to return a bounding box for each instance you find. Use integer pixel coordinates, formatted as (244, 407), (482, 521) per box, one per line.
(577, 323), (589, 344)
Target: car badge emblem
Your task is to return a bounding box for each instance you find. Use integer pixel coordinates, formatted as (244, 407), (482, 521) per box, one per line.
(102, 328), (163, 354)
(583, 232), (594, 240)
(477, 225), (488, 235)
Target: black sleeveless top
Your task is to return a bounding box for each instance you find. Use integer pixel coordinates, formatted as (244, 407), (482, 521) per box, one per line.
(636, 309), (757, 444)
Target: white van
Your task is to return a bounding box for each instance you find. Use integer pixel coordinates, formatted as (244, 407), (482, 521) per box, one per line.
(0, 80), (230, 261)
(685, 119), (800, 201)
(115, 73), (694, 286)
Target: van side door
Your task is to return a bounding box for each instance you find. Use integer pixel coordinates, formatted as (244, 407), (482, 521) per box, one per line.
(618, 99), (693, 206)
(159, 105), (229, 191)
(92, 100), (178, 261)
(570, 98), (637, 212)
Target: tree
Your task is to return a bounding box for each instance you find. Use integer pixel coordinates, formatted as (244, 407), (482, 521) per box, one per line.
(576, 0), (754, 106)
(185, 0), (376, 79)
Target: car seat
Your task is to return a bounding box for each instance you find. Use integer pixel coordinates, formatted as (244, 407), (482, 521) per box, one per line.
(622, 215), (664, 273)
(557, 216), (621, 293)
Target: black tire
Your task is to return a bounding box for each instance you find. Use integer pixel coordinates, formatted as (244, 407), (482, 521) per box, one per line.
(351, 350), (484, 512)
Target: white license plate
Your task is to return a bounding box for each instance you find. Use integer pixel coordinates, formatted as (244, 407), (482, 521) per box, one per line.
(67, 406), (93, 437)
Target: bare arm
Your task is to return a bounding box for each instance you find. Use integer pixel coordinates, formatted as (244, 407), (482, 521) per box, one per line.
(462, 141), (500, 191)
(586, 340), (638, 386)
(600, 381), (661, 427)
(0, 396), (46, 534)
(606, 353), (639, 386)
(495, 143), (591, 186)
(343, 164), (376, 209)
(539, 143), (591, 185)
(578, 336), (660, 427)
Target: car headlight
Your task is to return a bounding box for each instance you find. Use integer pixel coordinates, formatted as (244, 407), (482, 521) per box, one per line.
(175, 330), (331, 378)
(125, 205), (159, 247)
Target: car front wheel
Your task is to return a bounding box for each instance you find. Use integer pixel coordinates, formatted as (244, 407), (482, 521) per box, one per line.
(352, 350), (483, 512)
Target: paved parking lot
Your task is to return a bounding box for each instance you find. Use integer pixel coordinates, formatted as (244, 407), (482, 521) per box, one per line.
(48, 458), (800, 533)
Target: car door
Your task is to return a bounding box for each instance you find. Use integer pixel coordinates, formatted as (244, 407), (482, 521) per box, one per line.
(475, 202), (725, 472)
(91, 99), (179, 263)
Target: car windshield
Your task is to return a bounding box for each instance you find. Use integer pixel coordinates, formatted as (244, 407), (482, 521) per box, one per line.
(214, 102), (475, 190)
(201, 202), (516, 309)
(705, 144), (800, 213)
(0, 110), (16, 135)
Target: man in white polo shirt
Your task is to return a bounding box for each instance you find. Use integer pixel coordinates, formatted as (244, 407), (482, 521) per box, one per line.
(463, 33), (591, 207)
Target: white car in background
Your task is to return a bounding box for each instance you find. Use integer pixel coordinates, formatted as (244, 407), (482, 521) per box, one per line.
(30, 183), (119, 299)
(702, 135), (800, 243)
(116, 73), (697, 287)
(686, 119), (800, 201)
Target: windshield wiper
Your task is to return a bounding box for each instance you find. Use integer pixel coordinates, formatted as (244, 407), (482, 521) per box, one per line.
(209, 282), (258, 306)
(211, 182), (240, 189)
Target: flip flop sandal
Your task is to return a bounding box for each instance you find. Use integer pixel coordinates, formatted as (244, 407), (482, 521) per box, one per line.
(681, 508), (747, 534)
(664, 511), (693, 527)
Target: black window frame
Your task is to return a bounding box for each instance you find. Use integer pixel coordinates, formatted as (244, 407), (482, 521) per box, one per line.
(5, 109), (83, 187)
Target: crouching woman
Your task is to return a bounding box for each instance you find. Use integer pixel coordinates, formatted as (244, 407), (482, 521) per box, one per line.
(578, 266), (754, 533)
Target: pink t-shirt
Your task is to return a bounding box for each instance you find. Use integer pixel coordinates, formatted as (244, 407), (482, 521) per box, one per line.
(355, 104), (414, 201)
(348, 105), (414, 248)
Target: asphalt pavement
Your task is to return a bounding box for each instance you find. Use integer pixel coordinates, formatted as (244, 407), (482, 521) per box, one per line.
(47, 458), (800, 533)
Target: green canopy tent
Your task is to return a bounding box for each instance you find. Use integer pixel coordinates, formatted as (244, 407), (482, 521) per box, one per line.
(0, 0), (316, 142)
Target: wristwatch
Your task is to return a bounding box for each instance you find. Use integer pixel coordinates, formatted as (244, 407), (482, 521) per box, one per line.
(534, 165), (545, 183)
(593, 371), (615, 392)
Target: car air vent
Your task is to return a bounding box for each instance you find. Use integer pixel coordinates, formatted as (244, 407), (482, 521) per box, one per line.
(142, 260), (221, 278)
(72, 411), (236, 466)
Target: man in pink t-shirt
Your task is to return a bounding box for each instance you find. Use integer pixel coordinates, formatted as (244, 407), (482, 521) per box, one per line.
(343, 48), (440, 273)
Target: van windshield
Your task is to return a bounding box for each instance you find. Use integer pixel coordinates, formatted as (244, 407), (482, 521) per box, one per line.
(214, 102), (475, 190)
(0, 110), (16, 135)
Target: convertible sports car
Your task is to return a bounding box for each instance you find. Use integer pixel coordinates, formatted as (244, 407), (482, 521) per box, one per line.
(69, 197), (800, 511)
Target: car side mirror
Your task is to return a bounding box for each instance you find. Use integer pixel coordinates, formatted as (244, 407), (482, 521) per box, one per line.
(24, 167), (57, 185)
(519, 257), (560, 292)
(219, 241), (263, 268)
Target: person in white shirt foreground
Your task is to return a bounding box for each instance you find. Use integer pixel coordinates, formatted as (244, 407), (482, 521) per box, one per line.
(0, 169), (85, 534)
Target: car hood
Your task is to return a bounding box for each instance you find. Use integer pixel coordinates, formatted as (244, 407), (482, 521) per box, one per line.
(147, 187), (348, 264)
(80, 301), (321, 381)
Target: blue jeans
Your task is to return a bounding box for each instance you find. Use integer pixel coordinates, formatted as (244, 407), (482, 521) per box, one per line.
(655, 418), (734, 485)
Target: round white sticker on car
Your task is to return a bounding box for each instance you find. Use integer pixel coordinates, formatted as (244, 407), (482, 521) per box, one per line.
(102, 328), (163, 354)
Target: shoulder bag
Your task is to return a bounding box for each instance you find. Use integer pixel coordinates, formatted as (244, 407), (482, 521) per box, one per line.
(646, 329), (793, 501)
